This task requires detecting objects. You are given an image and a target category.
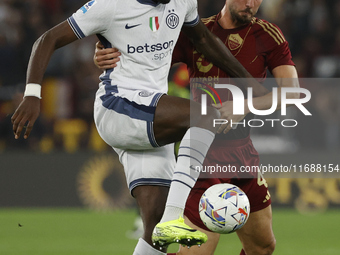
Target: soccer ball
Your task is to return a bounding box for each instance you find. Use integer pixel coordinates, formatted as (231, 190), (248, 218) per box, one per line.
(199, 183), (250, 234)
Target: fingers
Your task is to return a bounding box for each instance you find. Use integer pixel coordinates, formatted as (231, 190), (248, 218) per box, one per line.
(217, 115), (246, 134)
(11, 110), (20, 139)
(96, 52), (120, 63)
(95, 41), (104, 50)
(96, 59), (120, 69)
(216, 124), (225, 134)
(11, 113), (29, 139)
(96, 48), (120, 59)
(216, 122), (232, 134)
(95, 47), (121, 69)
(223, 123), (232, 134)
(211, 103), (222, 109)
(11, 97), (40, 139)
(13, 117), (36, 139)
(24, 121), (34, 139)
(216, 123), (232, 134)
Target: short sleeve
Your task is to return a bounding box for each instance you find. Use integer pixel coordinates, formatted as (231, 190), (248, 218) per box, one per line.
(183, 0), (199, 27)
(67, 0), (115, 39)
(263, 23), (295, 72)
(267, 40), (295, 72)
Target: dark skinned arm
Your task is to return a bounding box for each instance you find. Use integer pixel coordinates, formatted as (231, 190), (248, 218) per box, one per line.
(182, 20), (269, 97)
(11, 21), (78, 139)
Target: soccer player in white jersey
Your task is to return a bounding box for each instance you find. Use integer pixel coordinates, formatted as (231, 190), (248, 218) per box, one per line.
(11, 0), (268, 254)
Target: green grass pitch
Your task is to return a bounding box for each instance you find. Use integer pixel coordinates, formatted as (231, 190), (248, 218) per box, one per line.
(0, 208), (339, 255)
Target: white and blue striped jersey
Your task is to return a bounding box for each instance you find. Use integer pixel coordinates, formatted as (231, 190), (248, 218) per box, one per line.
(68, 0), (199, 93)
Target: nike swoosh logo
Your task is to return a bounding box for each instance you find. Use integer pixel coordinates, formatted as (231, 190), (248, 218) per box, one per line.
(172, 226), (197, 233)
(125, 23), (141, 29)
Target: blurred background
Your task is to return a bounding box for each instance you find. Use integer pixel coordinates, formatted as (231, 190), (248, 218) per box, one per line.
(0, 0), (339, 254)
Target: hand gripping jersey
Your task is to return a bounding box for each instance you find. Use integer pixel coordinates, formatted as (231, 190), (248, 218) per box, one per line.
(68, 0), (199, 93)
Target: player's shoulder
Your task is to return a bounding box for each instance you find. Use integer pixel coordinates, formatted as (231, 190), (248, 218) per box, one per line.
(175, 0), (198, 10)
(201, 15), (218, 26)
(251, 17), (286, 46)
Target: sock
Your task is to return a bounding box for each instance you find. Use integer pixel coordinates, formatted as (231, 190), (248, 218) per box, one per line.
(133, 238), (166, 255)
(240, 249), (246, 255)
(160, 127), (215, 223)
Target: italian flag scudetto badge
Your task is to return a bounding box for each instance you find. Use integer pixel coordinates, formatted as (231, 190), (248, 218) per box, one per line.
(149, 16), (159, 32)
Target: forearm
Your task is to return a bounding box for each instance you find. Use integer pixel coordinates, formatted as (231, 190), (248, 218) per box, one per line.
(194, 33), (249, 79)
(191, 29), (269, 97)
(244, 91), (277, 114)
(27, 32), (57, 84)
(244, 81), (300, 114)
(27, 21), (78, 84)
(12, 21), (77, 140)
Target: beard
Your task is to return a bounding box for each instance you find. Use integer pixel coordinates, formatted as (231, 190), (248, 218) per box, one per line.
(229, 5), (255, 25)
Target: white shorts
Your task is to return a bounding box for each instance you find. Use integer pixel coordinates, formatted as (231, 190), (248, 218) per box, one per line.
(94, 85), (164, 150)
(114, 144), (176, 192)
(94, 85), (175, 192)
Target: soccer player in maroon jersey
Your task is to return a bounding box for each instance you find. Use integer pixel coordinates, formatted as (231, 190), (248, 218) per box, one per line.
(94, 0), (299, 254)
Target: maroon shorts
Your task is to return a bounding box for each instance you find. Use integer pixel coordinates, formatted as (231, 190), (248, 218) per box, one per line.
(184, 136), (271, 232)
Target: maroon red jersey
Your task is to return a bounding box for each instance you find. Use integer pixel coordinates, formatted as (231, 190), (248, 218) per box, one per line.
(174, 15), (292, 224)
(172, 14), (295, 139)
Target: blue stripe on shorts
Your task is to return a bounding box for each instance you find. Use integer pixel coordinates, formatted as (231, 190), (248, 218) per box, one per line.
(129, 178), (171, 192)
(100, 85), (163, 147)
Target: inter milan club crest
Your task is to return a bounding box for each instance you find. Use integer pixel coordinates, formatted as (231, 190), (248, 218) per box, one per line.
(166, 10), (179, 29)
(150, 16), (159, 32)
(228, 33), (243, 50)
